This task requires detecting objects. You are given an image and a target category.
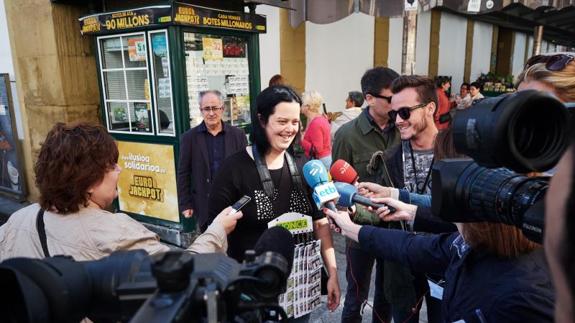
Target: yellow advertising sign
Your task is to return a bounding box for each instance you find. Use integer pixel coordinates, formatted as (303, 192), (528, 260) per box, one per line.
(117, 141), (179, 222)
(202, 37), (223, 61)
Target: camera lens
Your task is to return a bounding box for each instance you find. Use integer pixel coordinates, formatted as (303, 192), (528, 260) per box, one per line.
(433, 159), (548, 243)
(509, 94), (567, 171)
(453, 90), (568, 173)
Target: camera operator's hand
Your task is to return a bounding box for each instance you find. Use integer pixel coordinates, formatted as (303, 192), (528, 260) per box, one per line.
(213, 206), (243, 235)
(323, 208), (361, 242)
(371, 197), (417, 222)
(358, 182), (399, 199)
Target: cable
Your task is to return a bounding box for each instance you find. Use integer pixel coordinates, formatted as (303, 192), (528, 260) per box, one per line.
(345, 243), (389, 323)
(401, 291), (427, 323)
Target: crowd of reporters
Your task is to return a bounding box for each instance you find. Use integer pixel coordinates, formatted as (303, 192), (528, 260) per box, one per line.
(0, 52), (574, 323)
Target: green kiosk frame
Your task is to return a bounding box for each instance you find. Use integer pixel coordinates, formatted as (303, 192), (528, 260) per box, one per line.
(79, 2), (266, 246)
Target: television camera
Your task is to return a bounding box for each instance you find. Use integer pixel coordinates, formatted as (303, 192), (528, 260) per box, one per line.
(0, 227), (293, 323)
(432, 90), (569, 243)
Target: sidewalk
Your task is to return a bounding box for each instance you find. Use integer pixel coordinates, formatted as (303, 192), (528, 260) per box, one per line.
(310, 233), (428, 323)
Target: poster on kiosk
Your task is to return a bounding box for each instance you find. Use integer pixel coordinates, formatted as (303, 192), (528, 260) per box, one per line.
(79, 2), (266, 246)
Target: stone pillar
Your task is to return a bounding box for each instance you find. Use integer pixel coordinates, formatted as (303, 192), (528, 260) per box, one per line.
(5, 0), (100, 200)
(402, 10), (418, 75)
(374, 17), (390, 67)
(279, 8), (306, 94)
(532, 25), (544, 56)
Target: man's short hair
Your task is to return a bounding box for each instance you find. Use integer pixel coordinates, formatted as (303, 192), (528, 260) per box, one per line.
(347, 91), (364, 107)
(360, 67), (400, 96)
(391, 75), (438, 110)
(470, 82), (482, 90)
(199, 90), (224, 105)
(461, 82), (470, 90)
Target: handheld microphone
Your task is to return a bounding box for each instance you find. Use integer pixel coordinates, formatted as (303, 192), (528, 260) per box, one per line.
(330, 159), (359, 184)
(302, 160), (340, 212)
(334, 182), (396, 213)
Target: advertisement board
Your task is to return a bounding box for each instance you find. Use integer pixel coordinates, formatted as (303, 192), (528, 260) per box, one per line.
(0, 74), (26, 200)
(116, 141), (179, 222)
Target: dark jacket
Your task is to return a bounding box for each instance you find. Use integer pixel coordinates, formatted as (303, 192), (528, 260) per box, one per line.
(177, 122), (247, 230)
(359, 227), (555, 322)
(332, 108), (399, 182)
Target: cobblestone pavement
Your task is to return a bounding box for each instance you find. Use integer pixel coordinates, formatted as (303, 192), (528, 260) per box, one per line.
(309, 233), (427, 323)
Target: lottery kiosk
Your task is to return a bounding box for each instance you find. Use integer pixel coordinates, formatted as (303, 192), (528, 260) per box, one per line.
(79, 2), (266, 246)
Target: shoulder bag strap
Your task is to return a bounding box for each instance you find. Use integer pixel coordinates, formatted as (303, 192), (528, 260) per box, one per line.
(285, 152), (304, 192)
(252, 145), (275, 197)
(35, 208), (51, 257)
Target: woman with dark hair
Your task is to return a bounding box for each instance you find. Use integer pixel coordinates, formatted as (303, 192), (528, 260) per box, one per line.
(0, 122), (242, 261)
(206, 85), (341, 316)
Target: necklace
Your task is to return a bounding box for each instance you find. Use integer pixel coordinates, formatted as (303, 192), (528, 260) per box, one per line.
(408, 141), (434, 195)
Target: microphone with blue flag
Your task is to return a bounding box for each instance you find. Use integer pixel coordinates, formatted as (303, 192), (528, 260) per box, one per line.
(302, 160), (339, 212)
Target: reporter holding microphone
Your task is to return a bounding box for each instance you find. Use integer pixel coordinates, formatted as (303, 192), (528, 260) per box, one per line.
(323, 202), (554, 323)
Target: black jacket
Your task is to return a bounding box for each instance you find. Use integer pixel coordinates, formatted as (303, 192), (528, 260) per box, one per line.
(359, 227), (555, 322)
(177, 122), (247, 230)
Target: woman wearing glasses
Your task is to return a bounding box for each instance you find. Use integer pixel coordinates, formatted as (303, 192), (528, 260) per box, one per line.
(517, 52), (575, 102)
(205, 85), (341, 320)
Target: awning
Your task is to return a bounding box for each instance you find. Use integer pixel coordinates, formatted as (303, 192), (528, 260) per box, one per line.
(287, 0), (575, 47)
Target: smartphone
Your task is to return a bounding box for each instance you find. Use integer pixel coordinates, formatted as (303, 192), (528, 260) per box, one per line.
(228, 195), (252, 215)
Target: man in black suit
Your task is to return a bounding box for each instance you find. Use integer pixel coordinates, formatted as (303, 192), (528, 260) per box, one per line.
(177, 90), (247, 230)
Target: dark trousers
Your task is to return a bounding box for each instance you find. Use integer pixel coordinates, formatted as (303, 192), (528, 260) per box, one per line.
(341, 240), (391, 323)
(392, 273), (443, 323)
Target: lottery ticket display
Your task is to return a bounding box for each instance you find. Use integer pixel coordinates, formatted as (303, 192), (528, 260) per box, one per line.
(184, 32), (251, 128)
(268, 213), (323, 318)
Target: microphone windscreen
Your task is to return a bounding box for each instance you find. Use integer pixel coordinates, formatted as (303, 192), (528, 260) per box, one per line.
(330, 160), (358, 184)
(303, 160), (330, 188)
(334, 182), (356, 207)
(254, 226), (295, 272)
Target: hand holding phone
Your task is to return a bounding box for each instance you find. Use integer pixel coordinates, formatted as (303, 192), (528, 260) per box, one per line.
(228, 195), (251, 216)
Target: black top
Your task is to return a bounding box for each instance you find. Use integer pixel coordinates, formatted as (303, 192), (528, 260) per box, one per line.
(206, 150), (323, 261)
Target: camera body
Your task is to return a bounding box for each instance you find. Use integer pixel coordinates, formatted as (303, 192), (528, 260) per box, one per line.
(432, 90), (569, 243)
(0, 249), (290, 323)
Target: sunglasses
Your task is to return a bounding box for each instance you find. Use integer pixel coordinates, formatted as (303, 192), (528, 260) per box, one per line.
(388, 102), (428, 121)
(525, 54), (574, 71)
(368, 92), (392, 104)
(200, 106), (223, 113)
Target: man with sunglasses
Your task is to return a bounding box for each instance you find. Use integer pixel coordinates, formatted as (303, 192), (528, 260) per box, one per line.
(177, 90), (247, 231)
(332, 67), (400, 323)
(367, 75), (441, 323)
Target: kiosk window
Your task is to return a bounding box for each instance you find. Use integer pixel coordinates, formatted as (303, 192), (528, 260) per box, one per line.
(183, 32), (251, 128)
(149, 30), (174, 135)
(99, 33), (153, 134)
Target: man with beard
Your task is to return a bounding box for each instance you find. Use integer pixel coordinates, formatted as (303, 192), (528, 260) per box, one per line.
(366, 75), (440, 323)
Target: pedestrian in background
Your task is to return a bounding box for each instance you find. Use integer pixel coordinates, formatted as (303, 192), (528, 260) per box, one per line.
(301, 90), (332, 169)
(177, 90), (247, 230)
(330, 91), (364, 139)
(333, 67), (400, 323)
